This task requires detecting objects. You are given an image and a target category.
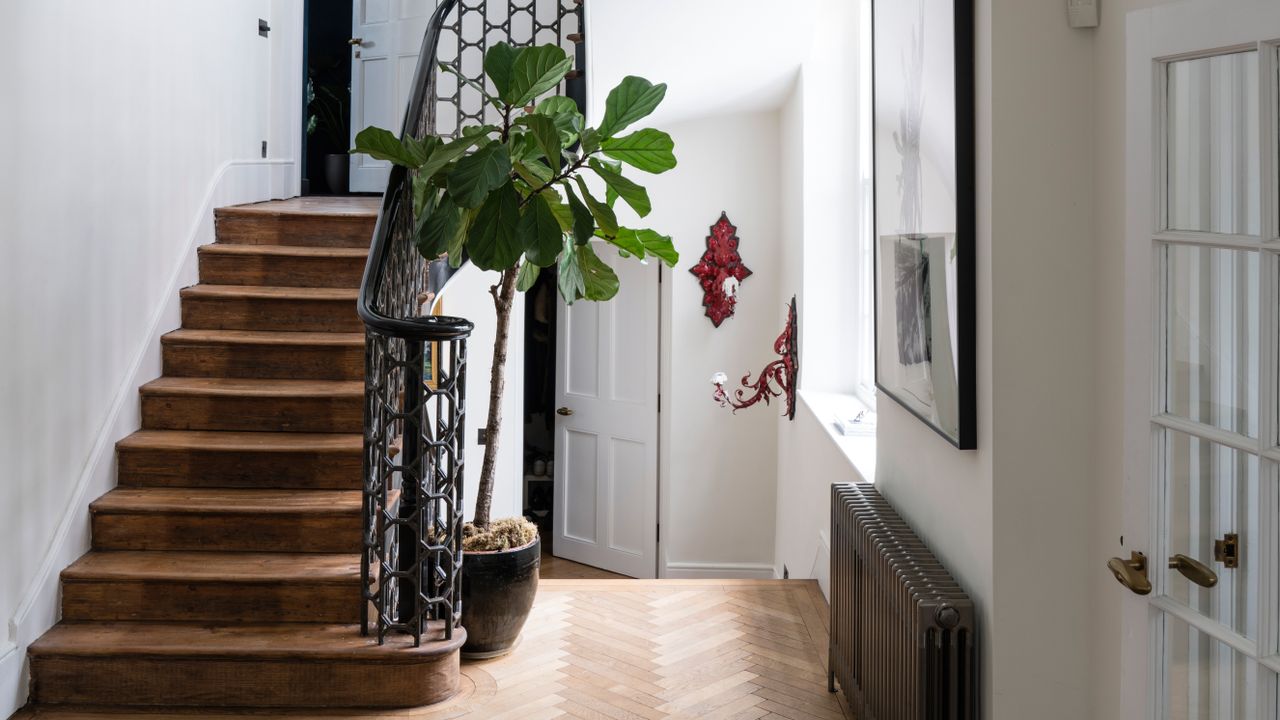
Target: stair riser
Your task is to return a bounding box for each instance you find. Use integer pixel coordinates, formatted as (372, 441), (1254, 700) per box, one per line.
(162, 341), (364, 381)
(182, 296), (362, 333)
(91, 513), (362, 552)
(30, 654), (459, 707)
(141, 393), (362, 433)
(61, 580), (358, 624)
(117, 447), (361, 489)
(214, 213), (375, 248)
(198, 252), (367, 288)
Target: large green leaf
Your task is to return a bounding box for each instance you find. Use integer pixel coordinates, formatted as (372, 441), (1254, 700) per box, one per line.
(405, 135), (442, 167)
(513, 158), (554, 187)
(508, 45), (574, 106)
(517, 114), (562, 166)
(571, 176), (618, 235)
(564, 186), (595, 246)
(602, 128), (677, 174)
(520, 193), (564, 267)
(597, 76), (667, 138)
(448, 208), (476, 267)
(467, 182), (523, 270)
(536, 96), (585, 144)
(516, 261), (541, 292)
(589, 160), (651, 217)
(351, 126), (420, 168)
(483, 43), (518, 101)
(412, 173), (436, 218)
(419, 133), (489, 181)
(615, 227), (679, 267)
(416, 194), (463, 260)
(576, 244), (620, 301)
(543, 192), (574, 232)
(447, 143), (512, 209)
(604, 227), (644, 258)
(557, 236), (586, 303)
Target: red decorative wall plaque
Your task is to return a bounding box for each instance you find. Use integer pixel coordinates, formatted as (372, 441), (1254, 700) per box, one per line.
(689, 212), (753, 327)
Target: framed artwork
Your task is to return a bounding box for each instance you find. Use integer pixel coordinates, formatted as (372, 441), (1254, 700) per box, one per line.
(872, 0), (975, 449)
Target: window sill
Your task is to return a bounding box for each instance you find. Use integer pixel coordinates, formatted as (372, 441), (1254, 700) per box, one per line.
(798, 390), (877, 483)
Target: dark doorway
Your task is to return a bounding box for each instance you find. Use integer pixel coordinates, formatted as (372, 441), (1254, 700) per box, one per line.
(303, 0), (354, 195)
(522, 267), (558, 548)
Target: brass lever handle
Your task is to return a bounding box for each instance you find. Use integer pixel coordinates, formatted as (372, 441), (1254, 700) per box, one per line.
(348, 37), (365, 46)
(556, 407), (574, 417)
(1169, 554), (1218, 588)
(1107, 551), (1152, 595)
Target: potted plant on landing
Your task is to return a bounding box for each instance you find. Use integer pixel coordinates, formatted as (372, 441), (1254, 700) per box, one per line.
(307, 75), (351, 194)
(352, 42), (678, 657)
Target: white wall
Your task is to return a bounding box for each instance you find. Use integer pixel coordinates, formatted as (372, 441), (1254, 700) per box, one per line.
(437, 266), (525, 526)
(644, 110), (783, 579)
(0, 2), (301, 714)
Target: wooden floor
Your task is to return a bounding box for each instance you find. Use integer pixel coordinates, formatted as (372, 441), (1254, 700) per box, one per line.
(540, 550), (630, 580)
(18, 580), (850, 720)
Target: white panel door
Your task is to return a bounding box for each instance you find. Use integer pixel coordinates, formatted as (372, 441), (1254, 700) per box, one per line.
(1121, 3), (1280, 718)
(553, 244), (659, 578)
(349, 0), (437, 192)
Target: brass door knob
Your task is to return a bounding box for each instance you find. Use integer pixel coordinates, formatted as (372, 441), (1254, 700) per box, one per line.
(348, 37), (366, 46)
(556, 407), (574, 417)
(1107, 551), (1152, 595)
(1169, 554), (1218, 588)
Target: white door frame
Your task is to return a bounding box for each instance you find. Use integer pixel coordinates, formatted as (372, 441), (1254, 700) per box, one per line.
(1123, 3), (1280, 718)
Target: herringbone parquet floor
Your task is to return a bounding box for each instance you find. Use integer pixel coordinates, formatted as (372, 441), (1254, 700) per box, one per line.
(412, 578), (851, 720)
(17, 580), (850, 720)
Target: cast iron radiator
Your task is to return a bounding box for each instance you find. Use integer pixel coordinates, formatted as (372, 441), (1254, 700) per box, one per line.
(829, 482), (977, 720)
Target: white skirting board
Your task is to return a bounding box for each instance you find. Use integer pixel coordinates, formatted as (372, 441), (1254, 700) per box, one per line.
(662, 562), (779, 580)
(0, 159), (294, 719)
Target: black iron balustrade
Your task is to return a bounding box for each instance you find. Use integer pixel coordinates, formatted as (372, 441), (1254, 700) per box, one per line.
(356, 0), (584, 646)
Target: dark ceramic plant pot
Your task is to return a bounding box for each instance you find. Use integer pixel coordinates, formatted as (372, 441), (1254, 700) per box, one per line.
(460, 536), (540, 659)
(324, 153), (349, 195)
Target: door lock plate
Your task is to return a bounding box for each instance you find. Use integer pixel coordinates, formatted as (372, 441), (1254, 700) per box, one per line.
(1214, 533), (1239, 569)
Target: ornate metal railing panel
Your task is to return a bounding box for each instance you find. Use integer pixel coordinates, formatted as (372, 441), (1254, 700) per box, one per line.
(357, 0), (584, 646)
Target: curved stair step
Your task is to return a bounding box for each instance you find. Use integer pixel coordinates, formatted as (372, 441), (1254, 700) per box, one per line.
(27, 622), (463, 708)
(61, 551), (361, 623)
(89, 488), (363, 552)
(116, 430), (362, 489)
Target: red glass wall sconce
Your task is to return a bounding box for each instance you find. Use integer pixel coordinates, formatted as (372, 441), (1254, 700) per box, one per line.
(689, 212), (753, 327)
(712, 296), (799, 420)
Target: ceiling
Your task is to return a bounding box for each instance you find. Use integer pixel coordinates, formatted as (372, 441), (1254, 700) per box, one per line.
(585, 0), (824, 127)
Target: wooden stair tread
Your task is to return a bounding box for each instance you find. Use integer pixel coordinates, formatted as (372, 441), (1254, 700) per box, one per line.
(199, 243), (369, 259)
(118, 429), (361, 453)
(215, 197), (379, 219)
(181, 284), (357, 301)
(29, 622), (460, 660)
(63, 551), (360, 584)
(90, 488), (361, 515)
(162, 328), (364, 347)
(140, 377), (362, 398)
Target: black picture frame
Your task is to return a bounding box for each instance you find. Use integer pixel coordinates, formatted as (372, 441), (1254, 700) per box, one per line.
(871, 0), (976, 449)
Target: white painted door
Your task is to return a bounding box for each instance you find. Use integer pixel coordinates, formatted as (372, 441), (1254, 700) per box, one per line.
(349, 0), (438, 192)
(1121, 3), (1280, 718)
(553, 244), (659, 578)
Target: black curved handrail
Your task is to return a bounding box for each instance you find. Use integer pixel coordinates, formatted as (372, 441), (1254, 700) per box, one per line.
(356, 0), (472, 342)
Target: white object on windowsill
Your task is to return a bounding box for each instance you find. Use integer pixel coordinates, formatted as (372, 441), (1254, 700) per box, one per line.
(833, 409), (877, 437)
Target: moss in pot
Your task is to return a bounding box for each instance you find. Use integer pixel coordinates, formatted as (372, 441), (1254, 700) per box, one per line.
(352, 41), (678, 659)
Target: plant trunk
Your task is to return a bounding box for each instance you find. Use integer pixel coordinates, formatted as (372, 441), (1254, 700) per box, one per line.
(472, 266), (520, 531)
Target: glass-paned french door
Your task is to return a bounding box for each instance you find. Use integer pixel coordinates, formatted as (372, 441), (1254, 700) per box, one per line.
(1150, 41), (1280, 719)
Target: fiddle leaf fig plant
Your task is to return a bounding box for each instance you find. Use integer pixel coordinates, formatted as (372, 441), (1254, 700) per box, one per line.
(352, 42), (678, 538)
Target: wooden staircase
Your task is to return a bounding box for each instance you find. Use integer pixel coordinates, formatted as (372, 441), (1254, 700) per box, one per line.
(21, 197), (465, 712)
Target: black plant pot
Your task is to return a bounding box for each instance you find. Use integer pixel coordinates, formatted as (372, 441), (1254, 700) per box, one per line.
(460, 536), (540, 659)
(324, 153), (349, 195)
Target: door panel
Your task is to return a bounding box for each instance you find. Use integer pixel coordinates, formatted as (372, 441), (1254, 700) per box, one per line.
(553, 244), (659, 578)
(1124, 4), (1280, 718)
